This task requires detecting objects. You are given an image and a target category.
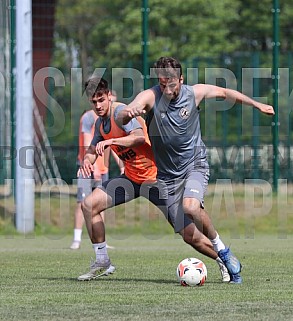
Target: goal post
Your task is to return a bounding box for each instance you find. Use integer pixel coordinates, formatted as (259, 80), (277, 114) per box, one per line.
(15, 0), (34, 233)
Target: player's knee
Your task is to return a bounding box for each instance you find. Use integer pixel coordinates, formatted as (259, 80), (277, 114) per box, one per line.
(182, 232), (193, 245)
(180, 225), (199, 245)
(183, 199), (201, 217)
(182, 232), (203, 247)
(82, 193), (108, 218)
(180, 224), (204, 248)
(81, 197), (92, 217)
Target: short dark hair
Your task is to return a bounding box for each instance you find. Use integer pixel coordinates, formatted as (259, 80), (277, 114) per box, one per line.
(153, 57), (182, 79)
(84, 77), (110, 98)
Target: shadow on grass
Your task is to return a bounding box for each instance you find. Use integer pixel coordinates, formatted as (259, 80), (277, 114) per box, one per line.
(36, 276), (223, 285)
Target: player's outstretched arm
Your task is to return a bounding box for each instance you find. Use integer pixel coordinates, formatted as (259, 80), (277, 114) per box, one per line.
(193, 84), (275, 116)
(116, 89), (155, 125)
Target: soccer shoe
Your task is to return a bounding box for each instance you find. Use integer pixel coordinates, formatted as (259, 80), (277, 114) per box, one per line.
(229, 274), (243, 284)
(77, 260), (115, 281)
(218, 248), (241, 274)
(216, 259), (230, 282)
(70, 241), (81, 250)
(218, 248), (242, 284)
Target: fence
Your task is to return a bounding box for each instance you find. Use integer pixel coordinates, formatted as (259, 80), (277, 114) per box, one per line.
(51, 51), (293, 184)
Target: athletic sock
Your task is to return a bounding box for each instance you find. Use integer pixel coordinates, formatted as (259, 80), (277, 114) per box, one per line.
(73, 228), (82, 242)
(211, 233), (226, 252)
(216, 257), (224, 265)
(93, 241), (109, 263)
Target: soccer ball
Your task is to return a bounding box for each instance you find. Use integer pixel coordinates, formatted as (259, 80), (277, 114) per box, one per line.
(176, 257), (207, 286)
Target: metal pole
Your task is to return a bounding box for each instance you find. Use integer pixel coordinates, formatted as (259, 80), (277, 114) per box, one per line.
(142, 0), (149, 90)
(287, 52), (292, 181)
(272, 0), (280, 192)
(252, 52), (260, 180)
(10, 0), (16, 183)
(15, 0), (35, 233)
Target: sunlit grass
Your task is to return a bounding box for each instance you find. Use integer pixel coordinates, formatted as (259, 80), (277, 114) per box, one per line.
(0, 234), (292, 321)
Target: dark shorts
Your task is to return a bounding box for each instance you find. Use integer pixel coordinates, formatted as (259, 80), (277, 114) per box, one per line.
(99, 174), (193, 233)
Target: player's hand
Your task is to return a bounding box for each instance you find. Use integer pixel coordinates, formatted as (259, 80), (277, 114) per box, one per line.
(96, 139), (113, 156)
(77, 159), (94, 178)
(126, 103), (146, 118)
(255, 102), (275, 115)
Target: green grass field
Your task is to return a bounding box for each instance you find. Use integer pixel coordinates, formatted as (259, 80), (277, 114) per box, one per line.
(1, 184), (293, 320)
(0, 234), (293, 321)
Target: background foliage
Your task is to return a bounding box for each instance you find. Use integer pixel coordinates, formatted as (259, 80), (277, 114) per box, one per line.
(54, 0), (289, 75)
(47, 0), (293, 183)
(51, 0), (292, 140)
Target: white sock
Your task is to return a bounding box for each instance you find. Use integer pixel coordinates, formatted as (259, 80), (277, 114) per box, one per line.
(211, 233), (226, 252)
(74, 228), (82, 242)
(216, 257), (224, 266)
(93, 241), (109, 263)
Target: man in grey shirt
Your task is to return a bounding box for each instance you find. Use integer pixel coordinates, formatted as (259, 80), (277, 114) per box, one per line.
(118, 56), (275, 283)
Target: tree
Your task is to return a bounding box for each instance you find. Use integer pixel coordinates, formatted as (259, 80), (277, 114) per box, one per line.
(54, 0), (241, 73)
(51, 0), (293, 146)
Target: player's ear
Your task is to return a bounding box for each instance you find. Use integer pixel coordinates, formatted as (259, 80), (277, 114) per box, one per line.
(179, 75), (184, 83)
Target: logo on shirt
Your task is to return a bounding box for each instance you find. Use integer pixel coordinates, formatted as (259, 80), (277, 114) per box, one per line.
(119, 148), (136, 161)
(179, 107), (190, 119)
(160, 112), (166, 119)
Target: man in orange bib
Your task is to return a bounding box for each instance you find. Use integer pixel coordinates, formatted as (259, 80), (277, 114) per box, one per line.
(70, 106), (123, 250)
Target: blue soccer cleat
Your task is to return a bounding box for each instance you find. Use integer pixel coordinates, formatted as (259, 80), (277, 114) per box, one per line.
(229, 273), (242, 284)
(218, 248), (242, 284)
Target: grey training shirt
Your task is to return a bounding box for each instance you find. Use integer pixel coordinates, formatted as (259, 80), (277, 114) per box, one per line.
(146, 84), (208, 178)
